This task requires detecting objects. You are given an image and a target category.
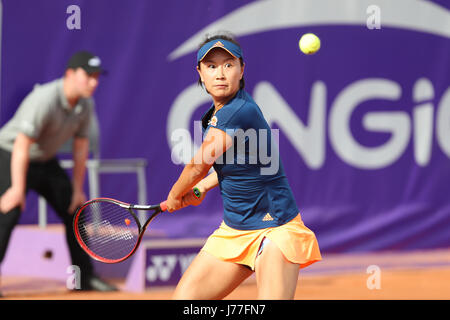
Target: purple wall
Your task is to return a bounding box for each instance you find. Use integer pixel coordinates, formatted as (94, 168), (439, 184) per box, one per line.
(1, 0), (449, 253)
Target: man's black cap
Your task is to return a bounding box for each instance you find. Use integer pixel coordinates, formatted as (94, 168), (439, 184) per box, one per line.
(66, 51), (105, 75)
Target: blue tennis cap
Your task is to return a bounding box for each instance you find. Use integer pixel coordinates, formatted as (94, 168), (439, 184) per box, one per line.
(197, 39), (243, 63)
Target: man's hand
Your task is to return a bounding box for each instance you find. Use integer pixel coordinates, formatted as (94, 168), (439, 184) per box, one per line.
(0, 187), (25, 214)
(68, 189), (87, 214)
(2, 132), (34, 214)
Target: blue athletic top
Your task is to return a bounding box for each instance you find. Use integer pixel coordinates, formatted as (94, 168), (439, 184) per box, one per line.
(201, 89), (299, 230)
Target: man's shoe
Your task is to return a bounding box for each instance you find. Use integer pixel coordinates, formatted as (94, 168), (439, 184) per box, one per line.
(81, 275), (118, 292)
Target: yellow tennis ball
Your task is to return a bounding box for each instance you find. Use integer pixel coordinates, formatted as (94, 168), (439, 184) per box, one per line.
(299, 33), (321, 55)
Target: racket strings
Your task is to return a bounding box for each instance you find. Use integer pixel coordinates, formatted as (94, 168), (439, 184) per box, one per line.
(76, 201), (140, 262)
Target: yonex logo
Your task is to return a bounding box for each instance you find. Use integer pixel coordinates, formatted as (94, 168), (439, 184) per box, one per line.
(146, 255), (177, 282)
(146, 253), (196, 284)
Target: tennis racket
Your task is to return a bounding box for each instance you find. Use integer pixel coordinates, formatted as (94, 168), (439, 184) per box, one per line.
(73, 187), (201, 264)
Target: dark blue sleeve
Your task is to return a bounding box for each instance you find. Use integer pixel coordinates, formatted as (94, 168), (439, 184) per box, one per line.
(212, 103), (261, 136)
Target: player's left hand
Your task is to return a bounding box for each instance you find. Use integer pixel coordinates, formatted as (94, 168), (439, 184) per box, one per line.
(166, 192), (183, 213)
(68, 190), (87, 214)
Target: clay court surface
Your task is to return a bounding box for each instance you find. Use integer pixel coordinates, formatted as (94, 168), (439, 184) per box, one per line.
(1, 248), (449, 300)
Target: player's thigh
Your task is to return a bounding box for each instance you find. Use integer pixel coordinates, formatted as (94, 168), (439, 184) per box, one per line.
(255, 240), (300, 300)
(173, 250), (253, 300)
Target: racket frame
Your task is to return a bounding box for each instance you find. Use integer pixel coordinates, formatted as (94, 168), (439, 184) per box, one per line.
(73, 197), (164, 264)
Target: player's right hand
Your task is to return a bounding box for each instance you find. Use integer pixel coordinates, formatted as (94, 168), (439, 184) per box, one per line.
(0, 187), (25, 214)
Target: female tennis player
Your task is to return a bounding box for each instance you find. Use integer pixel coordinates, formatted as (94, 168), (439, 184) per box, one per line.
(166, 33), (321, 299)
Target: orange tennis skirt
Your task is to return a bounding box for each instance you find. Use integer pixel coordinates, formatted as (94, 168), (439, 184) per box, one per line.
(201, 214), (321, 270)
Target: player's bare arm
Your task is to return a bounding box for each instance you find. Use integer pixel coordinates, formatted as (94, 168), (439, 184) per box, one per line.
(180, 171), (219, 208)
(167, 127), (231, 212)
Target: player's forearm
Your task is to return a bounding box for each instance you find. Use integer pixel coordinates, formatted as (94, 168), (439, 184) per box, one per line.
(72, 138), (89, 193)
(169, 127), (228, 200)
(196, 171), (218, 192)
(10, 133), (33, 192)
(169, 162), (210, 199)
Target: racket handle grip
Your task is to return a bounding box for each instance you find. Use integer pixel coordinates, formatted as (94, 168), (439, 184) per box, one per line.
(160, 187), (199, 212)
(160, 201), (167, 212)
